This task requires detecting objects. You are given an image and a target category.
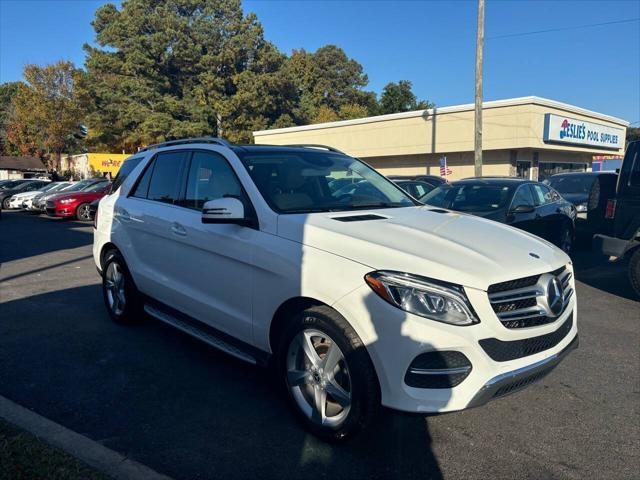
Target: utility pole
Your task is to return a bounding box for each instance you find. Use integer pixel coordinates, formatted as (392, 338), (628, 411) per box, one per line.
(474, 0), (484, 177)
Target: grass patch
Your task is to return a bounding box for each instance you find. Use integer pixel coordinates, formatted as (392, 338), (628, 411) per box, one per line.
(0, 419), (106, 480)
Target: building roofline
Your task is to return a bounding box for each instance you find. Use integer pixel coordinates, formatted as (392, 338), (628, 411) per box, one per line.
(253, 96), (629, 137)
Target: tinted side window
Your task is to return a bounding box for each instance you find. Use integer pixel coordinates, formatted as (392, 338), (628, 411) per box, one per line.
(627, 143), (640, 187)
(531, 184), (553, 205)
(111, 157), (143, 192)
(132, 160), (154, 198)
(183, 151), (245, 210)
(512, 185), (535, 207)
(146, 151), (188, 204)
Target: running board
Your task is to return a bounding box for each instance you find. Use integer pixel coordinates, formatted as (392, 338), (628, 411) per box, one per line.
(143, 303), (262, 365)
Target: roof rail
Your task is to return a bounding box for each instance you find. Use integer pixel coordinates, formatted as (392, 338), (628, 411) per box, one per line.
(285, 144), (347, 155)
(139, 137), (231, 152)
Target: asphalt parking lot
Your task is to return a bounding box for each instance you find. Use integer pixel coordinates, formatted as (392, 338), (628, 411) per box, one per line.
(0, 211), (638, 480)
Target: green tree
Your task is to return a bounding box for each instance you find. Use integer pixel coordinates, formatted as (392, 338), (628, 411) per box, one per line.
(287, 45), (377, 124)
(378, 80), (434, 115)
(82, 0), (297, 148)
(627, 126), (640, 145)
(5, 62), (85, 165)
(0, 82), (21, 154)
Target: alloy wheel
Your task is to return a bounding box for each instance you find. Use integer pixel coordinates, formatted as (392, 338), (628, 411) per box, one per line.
(105, 262), (126, 316)
(78, 204), (91, 220)
(286, 328), (352, 427)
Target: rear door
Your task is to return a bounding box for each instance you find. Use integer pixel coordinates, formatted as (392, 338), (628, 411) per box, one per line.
(613, 142), (640, 240)
(117, 150), (190, 304)
(507, 184), (539, 236)
(531, 183), (564, 242)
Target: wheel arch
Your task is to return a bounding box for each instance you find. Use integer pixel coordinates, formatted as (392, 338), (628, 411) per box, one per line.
(268, 296), (326, 353)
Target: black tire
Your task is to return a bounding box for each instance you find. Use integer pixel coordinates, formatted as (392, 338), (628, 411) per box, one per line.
(276, 305), (380, 442)
(629, 249), (640, 298)
(1, 197), (10, 210)
(557, 223), (574, 255)
(101, 250), (143, 324)
(76, 202), (92, 221)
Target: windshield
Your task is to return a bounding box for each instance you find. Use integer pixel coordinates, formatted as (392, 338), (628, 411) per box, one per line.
(422, 183), (513, 212)
(83, 182), (109, 193)
(235, 150), (415, 213)
(0, 180), (28, 189)
(547, 175), (594, 194)
(39, 183), (59, 192)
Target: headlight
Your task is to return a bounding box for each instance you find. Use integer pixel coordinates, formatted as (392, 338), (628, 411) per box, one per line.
(59, 198), (76, 204)
(576, 203), (587, 213)
(364, 271), (479, 326)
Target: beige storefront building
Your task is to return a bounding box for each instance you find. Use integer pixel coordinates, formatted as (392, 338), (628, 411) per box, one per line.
(253, 96), (628, 181)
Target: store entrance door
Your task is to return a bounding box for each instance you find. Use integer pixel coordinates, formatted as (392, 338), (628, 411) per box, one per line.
(516, 161), (531, 179)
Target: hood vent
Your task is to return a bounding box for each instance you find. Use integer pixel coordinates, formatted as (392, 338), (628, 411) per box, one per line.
(428, 209), (449, 214)
(332, 214), (387, 222)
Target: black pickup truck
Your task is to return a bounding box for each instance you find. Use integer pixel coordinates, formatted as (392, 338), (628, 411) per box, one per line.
(594, 140), (640, 296)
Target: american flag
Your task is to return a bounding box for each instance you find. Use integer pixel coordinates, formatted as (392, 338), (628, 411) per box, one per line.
(439, 155), (452, 176)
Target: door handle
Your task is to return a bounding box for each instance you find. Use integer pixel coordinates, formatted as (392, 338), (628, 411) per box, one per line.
(170, 222), (187, 236)
(115, 207), (131, 222)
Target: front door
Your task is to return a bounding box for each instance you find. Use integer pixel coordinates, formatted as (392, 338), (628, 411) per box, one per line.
(168, 149), (258, 344)
(507, 184), (539, 236)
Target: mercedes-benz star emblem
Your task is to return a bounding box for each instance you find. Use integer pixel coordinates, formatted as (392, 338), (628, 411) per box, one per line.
(547, 277), (564, 316)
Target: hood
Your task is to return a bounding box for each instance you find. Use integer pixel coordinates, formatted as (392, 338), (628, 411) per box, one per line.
(558, 192), (587, 205)
(277, 206), (569, 291)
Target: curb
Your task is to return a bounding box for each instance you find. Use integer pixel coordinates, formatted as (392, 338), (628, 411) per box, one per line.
(0, 395), (173, 480)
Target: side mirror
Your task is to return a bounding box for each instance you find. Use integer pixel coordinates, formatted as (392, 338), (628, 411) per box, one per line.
(202, 197), (250, 226)
(510, 204), (535, 214)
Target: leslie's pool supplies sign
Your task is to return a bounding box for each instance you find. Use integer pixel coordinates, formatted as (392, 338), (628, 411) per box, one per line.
(543, 113), (624, 150)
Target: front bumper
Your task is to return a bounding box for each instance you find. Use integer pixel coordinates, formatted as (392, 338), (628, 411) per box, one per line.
(8, 198), (24, 209)
(333, 272), (578, 413)
(593, 234), (638, 258)
(46, 206), (74, 217)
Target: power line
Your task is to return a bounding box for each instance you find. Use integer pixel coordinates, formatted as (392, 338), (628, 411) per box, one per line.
(488, 18), (640, 40)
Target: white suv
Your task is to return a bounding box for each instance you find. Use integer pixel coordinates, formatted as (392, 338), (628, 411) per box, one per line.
(94, 138), (578, 440)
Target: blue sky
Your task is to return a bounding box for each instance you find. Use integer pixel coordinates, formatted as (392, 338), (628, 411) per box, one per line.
(1, 0), (638, 124)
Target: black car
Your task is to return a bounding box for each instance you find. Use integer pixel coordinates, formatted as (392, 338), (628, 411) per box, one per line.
(546, 172), (618, 233)
(0, 180), (50, 210)
(388, 174), (447, 189)
(594, 140), (640, 296)
(421, 177), (577, 253)
(393, 179), (436, 199)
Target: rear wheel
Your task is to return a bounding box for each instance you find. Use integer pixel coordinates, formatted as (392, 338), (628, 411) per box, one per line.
(76, 203), (92, 221)
(102, 250), (142, 324)
(629, 249), (640, 297)
(277, 305), (380, 441)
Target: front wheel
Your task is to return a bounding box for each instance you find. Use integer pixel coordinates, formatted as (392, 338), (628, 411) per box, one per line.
(629, 249), (640, 297)
(1, 197), (10, 210)
(277, 306), (380, 441)
(76, 203), (92, 221)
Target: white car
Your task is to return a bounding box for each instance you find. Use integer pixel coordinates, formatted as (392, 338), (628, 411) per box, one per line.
(94, 138), (578, 440)
(9, 181), (71, 209)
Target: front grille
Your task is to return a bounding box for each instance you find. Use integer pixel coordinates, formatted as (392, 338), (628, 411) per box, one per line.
(488, 267), (573, 329)
(479, 311), (574, 362)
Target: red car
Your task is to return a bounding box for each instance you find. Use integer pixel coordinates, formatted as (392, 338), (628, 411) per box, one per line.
(46, 182), (111, 221)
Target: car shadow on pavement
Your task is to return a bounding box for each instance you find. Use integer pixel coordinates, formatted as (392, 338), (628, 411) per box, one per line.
(571, 247), (637, 301)
(0, 284), (444, 480)
(0, 211), (93, 264)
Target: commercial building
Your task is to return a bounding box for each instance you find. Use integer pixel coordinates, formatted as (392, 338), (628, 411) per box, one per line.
(61, 153), (131, 179)
(0, 156), (47, 180)
(253, 96), (628, 181)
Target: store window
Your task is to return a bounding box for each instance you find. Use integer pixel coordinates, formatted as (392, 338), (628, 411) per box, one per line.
(538, 162), (587, 182)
